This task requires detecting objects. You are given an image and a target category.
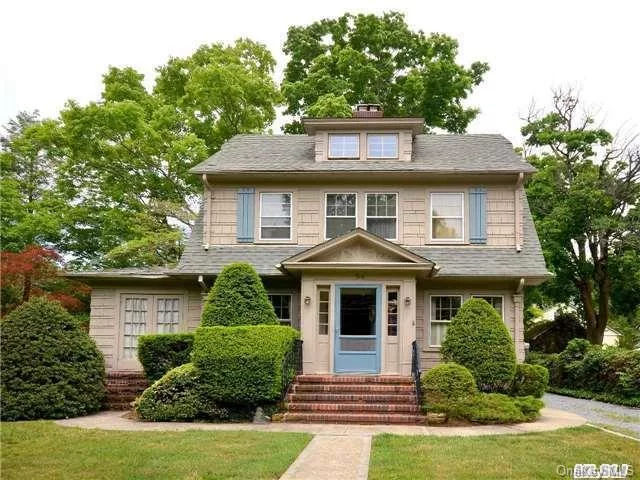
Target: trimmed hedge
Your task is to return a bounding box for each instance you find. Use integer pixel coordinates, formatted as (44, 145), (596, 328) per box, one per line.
(135, 363), (227, 421)
(192, 325), (299, 404)
(201, 262), (278, 327)
(511, 363), (549, 398)
(421, 363), (477, 412)
(441, 298), (517, 393)
(527, 339), (640, 407)
(450, 393), (543, 424)
(1, 297), (105, 420)
(138, 333), (194, 382)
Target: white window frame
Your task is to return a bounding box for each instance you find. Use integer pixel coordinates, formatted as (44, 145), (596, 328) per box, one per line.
(328, 133), (360, 159)
(268, 293), (293, 326)
(430, 192), (465, 242)
(429, 294), (463, 347)
(471, 295), (505, 320)
(367, 133), (399, 159)
(258, 192), (293, 241)
(324, 192), (358, 240)
(365, 192), (398, 240)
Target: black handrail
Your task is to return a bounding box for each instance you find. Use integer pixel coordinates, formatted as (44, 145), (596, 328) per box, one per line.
(281, 339), (303, 401)
(411, 340), (421, 404)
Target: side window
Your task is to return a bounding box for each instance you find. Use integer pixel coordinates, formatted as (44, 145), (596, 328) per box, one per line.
(259, 192), (292, 240)
(268, 294), (292, 326)
(366, 193), (397, 240)
(472, 295), (504, 319)
(325, 193), (357, 239)
(318, 287), (330, 335)
(429, 295), (462, 347)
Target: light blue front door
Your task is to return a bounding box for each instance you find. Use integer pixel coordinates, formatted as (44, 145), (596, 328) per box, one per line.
(334, 285), (381, 373)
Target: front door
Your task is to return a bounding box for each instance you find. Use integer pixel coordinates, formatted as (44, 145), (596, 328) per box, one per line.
(334, 285), (381, 373)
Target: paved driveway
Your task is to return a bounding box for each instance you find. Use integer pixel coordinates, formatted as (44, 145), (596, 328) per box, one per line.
(544, 393), (640, 437)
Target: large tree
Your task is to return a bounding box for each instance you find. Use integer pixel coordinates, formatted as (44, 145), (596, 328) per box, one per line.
(523, 89), (640, 344)
(281, 11), (489, 133)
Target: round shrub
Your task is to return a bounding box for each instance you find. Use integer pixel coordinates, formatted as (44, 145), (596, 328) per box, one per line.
(135, 363), (227, 422)
(1, 297), (105, 420)
(441, 298), (516, 393)
(511, 363), (549, 398)
(450, 393), (525, 424)
(421, 363), (477, 411)
(201, 262), (278, 326)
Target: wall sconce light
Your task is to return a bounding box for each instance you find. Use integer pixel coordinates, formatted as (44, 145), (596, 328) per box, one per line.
(404, 296), (412, 306)
(304, 296), (311, 305)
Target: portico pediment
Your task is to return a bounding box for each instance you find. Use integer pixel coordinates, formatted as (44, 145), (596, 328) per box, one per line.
(279, 228), (436, 276)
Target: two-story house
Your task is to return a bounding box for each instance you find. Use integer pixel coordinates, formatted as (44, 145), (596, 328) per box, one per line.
(70, 105), (549, 380)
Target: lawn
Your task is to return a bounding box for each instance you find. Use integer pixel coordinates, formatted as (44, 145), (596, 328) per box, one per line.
(369, 426), (640, 480)
(1, 421), (311, 480)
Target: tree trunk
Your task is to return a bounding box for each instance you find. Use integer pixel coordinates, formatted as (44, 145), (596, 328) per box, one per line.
(577, 281), (600, 343)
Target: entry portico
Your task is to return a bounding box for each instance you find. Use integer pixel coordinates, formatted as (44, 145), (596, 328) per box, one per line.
(279, 228), (436, 376)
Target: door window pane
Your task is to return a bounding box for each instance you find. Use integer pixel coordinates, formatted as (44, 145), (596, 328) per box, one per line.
(318, 288), (329, 335)
(156, 297), (180, 333)
(367, 134), (398, 158)
(387, 289), (398, 336)
(123, 297), (148, 359)
(260, 193), (292, 239)
(328, 134), (359, 158)
(326, 193), (356, 238)
(340, 288), (376, 336)
(366, 193), (397, 239)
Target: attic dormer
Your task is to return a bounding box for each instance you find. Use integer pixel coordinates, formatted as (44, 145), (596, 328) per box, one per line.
(302, 104), (423, 162)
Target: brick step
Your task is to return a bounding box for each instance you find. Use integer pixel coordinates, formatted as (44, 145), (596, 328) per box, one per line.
(287, 392), (416, 404)
(287, 402), (419, 413)
(104, 401), (134, 410)
(106, 393), (140, 402)
(295, 375), (413, 385)
(281, 412), (425, 425)
(292, 383), (415, 394)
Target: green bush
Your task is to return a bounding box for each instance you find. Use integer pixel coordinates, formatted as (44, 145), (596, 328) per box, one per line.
(450, 393), (542, 424)
(421, 363), (477, 412)
(138, 333), (194, 382)
(511, 363), (549, 398)
(192, 325), (299, 404)
(1, 297), (105, 420)
(201, 262), (278, 326)
(135, 363), (227, 422)
(441, 298), (516, 393)
(525, 311), (586, 353)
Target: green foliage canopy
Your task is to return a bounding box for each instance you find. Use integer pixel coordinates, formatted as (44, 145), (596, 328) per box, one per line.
(281, 11), (489, 133)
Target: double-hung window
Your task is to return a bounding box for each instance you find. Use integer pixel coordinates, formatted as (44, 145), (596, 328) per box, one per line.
(268, 294), (292, 326)
(260, 193), (292, 240)
(429, 295), (462, 347)
(325, 193), (357, 239)
(431, 193), (464, 241)
(328, 134), (359, 158)
(472, 295), (504, 319)
(367, 134), (398, 158)
(366, 193), (397, 240)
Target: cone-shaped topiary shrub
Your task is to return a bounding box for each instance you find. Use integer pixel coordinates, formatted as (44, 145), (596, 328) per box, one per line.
(421, 363), (478, 412)
(201, 262), (278, 326)
(441, 298), (516, 393)
(1, 297), (105, 420)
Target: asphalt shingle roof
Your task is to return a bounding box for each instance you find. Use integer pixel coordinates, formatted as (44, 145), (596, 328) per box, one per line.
(190, 134), (536, 174)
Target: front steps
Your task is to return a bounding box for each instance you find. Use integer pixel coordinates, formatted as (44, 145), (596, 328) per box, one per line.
(281, 375), (424, 424)
(104, 372), (149, 410)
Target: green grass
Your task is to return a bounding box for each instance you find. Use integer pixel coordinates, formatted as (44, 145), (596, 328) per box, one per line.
(1, 421), (311, 480)
(369, 426), (640, 480)
(591, 423), (640, 439)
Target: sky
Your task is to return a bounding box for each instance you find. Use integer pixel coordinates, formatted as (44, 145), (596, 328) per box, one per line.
(1, 0), (639, 146)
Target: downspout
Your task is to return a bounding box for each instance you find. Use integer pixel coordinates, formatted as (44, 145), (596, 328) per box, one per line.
(515, 172), (524, 252)
(198, 275), (207, 292)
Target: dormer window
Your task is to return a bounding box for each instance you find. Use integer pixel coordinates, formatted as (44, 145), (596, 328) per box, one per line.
(328, 134), (359, 159)
(367, 134), (398, 159)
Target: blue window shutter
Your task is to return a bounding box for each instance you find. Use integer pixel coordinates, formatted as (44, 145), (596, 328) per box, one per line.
(237, 188), (255, 243)
(469, 187), (487, 244)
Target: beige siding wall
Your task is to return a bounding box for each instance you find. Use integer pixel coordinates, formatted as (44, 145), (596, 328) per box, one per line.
(204, 183), (518, 247)
(416, 285), (525, 371)
(89, 286), (203, 372)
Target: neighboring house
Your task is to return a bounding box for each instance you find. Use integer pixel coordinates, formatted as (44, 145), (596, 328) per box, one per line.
(536, 305), (622, 347)
(67, 105), (549, 377)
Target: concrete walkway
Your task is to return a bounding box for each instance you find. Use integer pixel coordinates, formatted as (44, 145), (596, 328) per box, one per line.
(279, 434), (371, 480)
(56, 407), (585, 436)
